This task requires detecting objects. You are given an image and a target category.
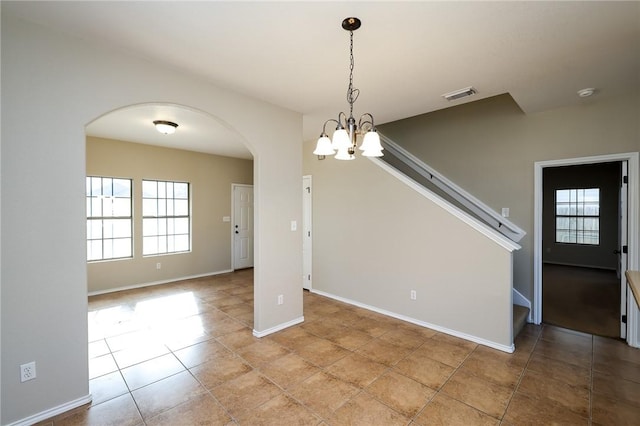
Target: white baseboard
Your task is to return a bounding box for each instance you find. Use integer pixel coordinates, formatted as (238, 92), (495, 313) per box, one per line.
(6, 394), (92, 426)
(253, 316), (305, 338)
(512, 288), (532, 323)
(311, 289), (514, 354)
(88, 269), (234, 296)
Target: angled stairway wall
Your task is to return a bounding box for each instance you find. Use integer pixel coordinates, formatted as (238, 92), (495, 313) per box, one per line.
(379, 133), (533, 329)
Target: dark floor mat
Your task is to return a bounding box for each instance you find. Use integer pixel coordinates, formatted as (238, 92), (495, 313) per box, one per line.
(543, 264), (620, 338)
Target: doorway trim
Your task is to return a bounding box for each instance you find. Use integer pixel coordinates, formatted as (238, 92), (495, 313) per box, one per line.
(533, 152), (639, 338)
(302, 175), (312, 290)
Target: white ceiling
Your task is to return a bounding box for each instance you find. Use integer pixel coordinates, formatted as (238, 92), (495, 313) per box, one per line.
(5, 1), (639, 158)
(87, 104), (253, 159)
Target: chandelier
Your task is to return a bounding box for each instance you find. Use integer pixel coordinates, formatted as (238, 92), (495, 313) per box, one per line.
(313, 17), (383, 160)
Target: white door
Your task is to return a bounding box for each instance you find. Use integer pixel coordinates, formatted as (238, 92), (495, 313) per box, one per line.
(619, 161), (628, 338)
(302, 176), (312, 290)
(233, 184), (254, 270)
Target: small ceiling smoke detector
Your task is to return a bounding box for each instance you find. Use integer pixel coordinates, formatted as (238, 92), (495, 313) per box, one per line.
(442, 86), (477, 101)
(577, 88), (596, 98)
(153, 120), (178, 134)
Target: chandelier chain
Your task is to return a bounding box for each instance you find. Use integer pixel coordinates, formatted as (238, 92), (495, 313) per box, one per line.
(347, 30), (359, 118)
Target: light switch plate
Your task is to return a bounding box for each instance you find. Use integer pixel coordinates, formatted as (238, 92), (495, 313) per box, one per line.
(291, 220), (297, 231)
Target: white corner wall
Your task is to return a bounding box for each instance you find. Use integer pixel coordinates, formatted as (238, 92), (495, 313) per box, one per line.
(304, 146), (515, 350)
(1, 14), (302, 425)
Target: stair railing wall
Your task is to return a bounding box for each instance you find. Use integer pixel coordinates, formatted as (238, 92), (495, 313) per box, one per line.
(380, 134), (526, 243)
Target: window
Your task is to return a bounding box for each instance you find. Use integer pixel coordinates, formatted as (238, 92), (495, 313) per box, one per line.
(142, 180), (190, 255)
(555, 188), (600, 245)
(86, 176), (133, 261)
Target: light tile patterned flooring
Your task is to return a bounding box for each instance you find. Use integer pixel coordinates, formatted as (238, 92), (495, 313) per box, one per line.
(43, 269), (640, 425)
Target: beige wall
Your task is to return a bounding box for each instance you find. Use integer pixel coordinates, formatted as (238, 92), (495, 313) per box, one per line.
(86, 137), (253, 293)
(304, 151), (516, 349)
(377, 93), (640, 302)
(2, 15), (301, 424)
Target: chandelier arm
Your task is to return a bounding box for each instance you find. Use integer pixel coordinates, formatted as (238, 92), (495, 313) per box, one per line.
(321, 118), (340, 135)
(337, 112), (348, 128)
(358, 113), (376, 131)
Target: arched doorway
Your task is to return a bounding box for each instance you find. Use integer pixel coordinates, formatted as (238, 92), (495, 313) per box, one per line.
(84, 103), (258, 392)
(85, 103), (254, 293)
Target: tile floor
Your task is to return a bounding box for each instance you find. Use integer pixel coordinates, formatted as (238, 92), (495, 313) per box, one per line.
(41, 269), (640, 425)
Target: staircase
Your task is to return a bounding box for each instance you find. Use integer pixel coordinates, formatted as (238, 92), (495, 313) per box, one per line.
(513, 304), (530, 338)
(376, 133), (532, 345)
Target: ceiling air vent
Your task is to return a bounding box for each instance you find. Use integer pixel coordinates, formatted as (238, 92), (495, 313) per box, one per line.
(442, 86), (477, 101)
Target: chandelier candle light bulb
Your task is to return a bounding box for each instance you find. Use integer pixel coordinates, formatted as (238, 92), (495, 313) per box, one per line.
(313, 17), (383, 160)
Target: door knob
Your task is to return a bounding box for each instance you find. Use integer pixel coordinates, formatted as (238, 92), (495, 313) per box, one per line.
(613, 249), (622, 254)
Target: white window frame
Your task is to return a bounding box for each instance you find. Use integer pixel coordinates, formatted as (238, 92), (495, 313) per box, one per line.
(554, 188), (600, 245)
(86, 176), (133, 262)
(142, 179), (191, 256)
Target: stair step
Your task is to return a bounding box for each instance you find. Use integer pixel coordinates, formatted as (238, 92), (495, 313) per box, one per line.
(513, 304), (529, 338)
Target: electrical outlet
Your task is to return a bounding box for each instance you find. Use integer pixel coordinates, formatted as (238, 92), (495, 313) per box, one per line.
(277, 294), (284, 305)
(410, 290), (417, 300)
(156, 262), (161, 270)
(20, 362), (36, 383)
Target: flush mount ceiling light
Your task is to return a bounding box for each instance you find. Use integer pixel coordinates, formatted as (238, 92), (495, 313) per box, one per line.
(313, 17), (383, 160)
(442, 86), (477, 101)
(577, 88), (596, 98)
(153, 120), (178, 135)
